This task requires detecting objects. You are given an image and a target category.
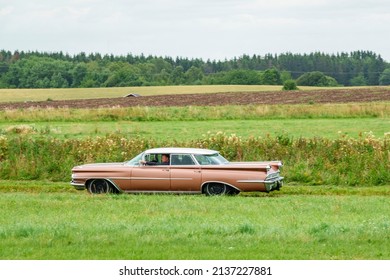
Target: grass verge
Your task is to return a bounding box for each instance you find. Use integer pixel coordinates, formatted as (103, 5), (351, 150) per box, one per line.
(0, 181), (389, 260)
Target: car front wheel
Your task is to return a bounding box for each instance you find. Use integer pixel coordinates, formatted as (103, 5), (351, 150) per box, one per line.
(87, 179), (112, 194)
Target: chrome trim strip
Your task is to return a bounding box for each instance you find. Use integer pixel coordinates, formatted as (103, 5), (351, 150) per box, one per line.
(72, 176), (131, 180)
(105, 178), (123, 193)
(131, 177), (170, 180)
(236, 177), (284, 183)
(117, 177), (192, 181)
(72, 176), (193, 182)
(123, 190), (202, 194)
(236, 179), (266, 183)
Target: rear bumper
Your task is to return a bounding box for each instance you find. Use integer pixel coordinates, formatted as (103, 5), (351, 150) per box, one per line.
(264, 176), (284, 192)
(236, 172), (284, 192)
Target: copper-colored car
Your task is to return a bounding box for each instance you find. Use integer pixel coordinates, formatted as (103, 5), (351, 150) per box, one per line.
(70, 147), (283, 195)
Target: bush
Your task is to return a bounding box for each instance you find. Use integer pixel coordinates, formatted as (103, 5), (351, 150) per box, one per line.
(223, 70), (262, 85)
(297, 71), (339, 87)
(0, 133), (388, 186)
(350, 74), (367, 86)
(282, 79), (298, 91)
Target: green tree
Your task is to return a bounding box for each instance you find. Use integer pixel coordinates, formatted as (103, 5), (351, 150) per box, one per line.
(50, 73), (69, 88)
(350, 74), (367, 86)
(3, 56), (73, 88)
(185, 66), (204, 84)
(296, 71), (338, 87)
(280, 70), (292, 83)
(71, 63), (88, 87)
(156, 69), (171, 85)
(80, 61), (110, 87)
(0, 49), (387, 88)
(379, 68), (390, 85)
(262, 68), (282, 85)
(171, 66), (185, 85)
(223, 70), (261, 85)
(104, 62), (143, 87)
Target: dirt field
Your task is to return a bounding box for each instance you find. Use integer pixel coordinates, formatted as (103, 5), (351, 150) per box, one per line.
(1, 87), (390, 110)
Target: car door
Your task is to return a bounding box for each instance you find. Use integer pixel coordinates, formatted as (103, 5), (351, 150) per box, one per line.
(130, 165), (170, 191)
(170, 154), (201, 192)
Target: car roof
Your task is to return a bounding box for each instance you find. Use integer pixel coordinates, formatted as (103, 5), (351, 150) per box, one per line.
(144, 147), (219, 155)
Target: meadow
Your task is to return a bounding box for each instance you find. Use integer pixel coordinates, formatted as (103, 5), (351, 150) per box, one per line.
(1, 118), (389, 141)
(0, 85), (389, 260)
(1, 181), (389, 260)
(1, 102), (389, 141)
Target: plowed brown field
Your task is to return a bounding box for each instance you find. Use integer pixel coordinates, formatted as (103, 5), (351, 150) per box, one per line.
(1, 87), (390, 110)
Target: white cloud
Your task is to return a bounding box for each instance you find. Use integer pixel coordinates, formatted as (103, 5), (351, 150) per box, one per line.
(0, 6), (13, 16)
(0, 0), (389, 61)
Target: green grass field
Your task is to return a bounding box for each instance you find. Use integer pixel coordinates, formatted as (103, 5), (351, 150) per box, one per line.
(1, 102), (389, 140)
(1, 118), (389, 141)
(0, 85), (389, 260)
(1, 181), (389, 260)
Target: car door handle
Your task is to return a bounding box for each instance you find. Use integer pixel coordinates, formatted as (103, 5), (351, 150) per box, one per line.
(194, 170), (201, 173)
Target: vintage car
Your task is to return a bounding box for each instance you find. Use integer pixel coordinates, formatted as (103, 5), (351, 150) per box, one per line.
(70, 147), (283, 195)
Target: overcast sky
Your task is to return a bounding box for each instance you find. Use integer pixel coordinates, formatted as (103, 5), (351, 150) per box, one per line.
(1, 0), (390, 61)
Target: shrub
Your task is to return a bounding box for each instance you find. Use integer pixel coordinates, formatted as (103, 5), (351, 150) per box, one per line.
(297, 71), (339, 87)
(223, 70), (262, 85)
(350, 74), (367, 86)
(282, 79), (298, 91)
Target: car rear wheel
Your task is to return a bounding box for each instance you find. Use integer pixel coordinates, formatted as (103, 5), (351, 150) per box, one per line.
(87, 179), (112, 194)
(227, 188), (240, 195)
(204, 183), (227, 196)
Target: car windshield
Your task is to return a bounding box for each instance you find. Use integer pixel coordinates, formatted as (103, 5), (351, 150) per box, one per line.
(126, 152), (143, 166)
(194, 153), (229, 165)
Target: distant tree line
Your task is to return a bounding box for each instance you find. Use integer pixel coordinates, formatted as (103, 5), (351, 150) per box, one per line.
(0, 49), (389, 89)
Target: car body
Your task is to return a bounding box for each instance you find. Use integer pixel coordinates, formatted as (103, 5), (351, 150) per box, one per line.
(70, 147), (283, 195)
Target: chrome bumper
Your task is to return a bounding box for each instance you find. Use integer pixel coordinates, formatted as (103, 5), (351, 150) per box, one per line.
(264, 176), (284, 192)
(236, 172), (284, 192)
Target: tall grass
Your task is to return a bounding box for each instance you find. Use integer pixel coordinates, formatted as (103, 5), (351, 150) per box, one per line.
(0, 132), (388, 186)
(1, 118), (388, 141)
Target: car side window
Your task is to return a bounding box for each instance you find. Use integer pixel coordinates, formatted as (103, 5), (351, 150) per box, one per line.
(194, 154), (210, 165)
(144, 154), (159, 163)
(171, 154), (196, 165)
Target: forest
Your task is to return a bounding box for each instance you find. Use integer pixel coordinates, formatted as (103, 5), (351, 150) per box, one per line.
(0, 49), (389, 88)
